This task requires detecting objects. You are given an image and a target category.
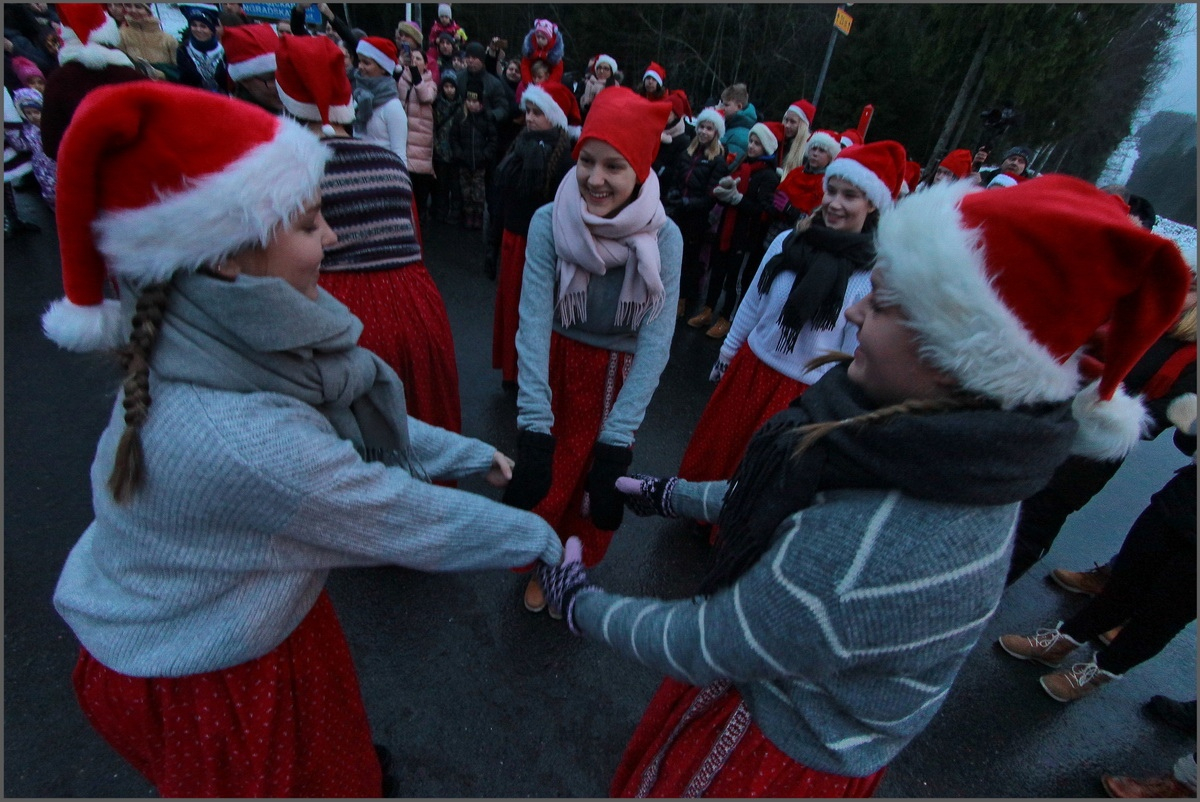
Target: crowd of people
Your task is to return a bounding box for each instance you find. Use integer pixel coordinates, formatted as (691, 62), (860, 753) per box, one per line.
(6, 2), (1197, 798)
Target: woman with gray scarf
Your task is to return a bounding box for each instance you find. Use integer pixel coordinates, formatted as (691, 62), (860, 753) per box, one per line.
(352, 35), (408, 164)
(43, 82), (560, 797)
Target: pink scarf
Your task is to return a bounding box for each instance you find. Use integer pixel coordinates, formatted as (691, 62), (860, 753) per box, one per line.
(551, 167), (668, 329)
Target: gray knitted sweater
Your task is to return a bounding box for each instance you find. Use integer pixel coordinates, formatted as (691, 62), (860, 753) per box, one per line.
(515, 204), (683, 447)
(54, 383), (563, 678)
(573, 479), (1018, 777)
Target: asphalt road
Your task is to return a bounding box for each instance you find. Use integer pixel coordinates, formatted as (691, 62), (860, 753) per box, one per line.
(4, 186), (1195, 798)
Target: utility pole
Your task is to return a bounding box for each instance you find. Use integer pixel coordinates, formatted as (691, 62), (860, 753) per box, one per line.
(813, 4), (853, 108)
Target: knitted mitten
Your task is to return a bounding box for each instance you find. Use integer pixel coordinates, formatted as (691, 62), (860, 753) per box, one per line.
(586, 442), (633, 530)
(502, 430), (556, 510)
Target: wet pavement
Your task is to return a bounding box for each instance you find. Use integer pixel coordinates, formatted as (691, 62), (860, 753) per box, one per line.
(4, 188), (1195, 797)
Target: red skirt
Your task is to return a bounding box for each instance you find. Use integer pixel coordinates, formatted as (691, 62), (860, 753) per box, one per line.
(678, 343), (808, 483)
(320, 264), (462, 434)
(492, 230), (527, 383)
(530, 332), (633, 567)
(611, 677), (886, 798)
(71, 591), (382, 798)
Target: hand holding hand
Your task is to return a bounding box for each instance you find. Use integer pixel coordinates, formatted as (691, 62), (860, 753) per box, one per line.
(485, 451), (515, 487)
(537, 536), (594, 634)
(585, 443), (633, 530)
(616, 474), (680, 518)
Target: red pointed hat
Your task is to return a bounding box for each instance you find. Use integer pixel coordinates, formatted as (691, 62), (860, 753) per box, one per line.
(224, 23), (280, 82)
(874, 174), (1192, 459)
(276, 34), (355, 134)
(902, 159), (922, 192)
(42, 82), (330, 353)
(786, 98), (816, 127)
(938, 148), (974, 179)
(55, 3), (131, 69)
(357, 36), (398, 75)
(823, 140), (906, 210)
(573, 86), (671, 181)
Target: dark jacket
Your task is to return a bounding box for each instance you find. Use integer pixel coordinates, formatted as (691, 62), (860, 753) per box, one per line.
(727, 155), (781, 252)
(455, 68), (509, 126)
(433, 94), (463, 163)
(175, 42), (230, 93)
(41, 61), (147, 159)
(450, 110), (498, 171)
(665, 143), (729, 224)
(489, 127), (574, 238)
(653, 129), (692, 197)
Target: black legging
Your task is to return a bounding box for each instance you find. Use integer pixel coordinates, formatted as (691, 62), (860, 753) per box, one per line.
(1060, 464), (1196, 675)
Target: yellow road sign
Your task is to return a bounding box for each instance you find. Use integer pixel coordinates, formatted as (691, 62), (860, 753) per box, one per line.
(834, 7), (853, 34)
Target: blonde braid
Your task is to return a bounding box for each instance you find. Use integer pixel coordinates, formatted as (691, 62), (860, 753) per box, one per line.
(108, 282), (170, 503)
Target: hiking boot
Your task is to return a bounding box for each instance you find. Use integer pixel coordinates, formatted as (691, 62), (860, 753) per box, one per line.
(705, 317), (732, 339)
(687, 306), (714, 328)
(1145, 695), (1197, 735)
(997, 623), (1082, 667)
(523, 576), (546, 613)
(1102, 774), (1194, 798)
(1050, 563), (1112, 596)
(1039, 658), (1119, 702)
(1097, 623), (1124, 646)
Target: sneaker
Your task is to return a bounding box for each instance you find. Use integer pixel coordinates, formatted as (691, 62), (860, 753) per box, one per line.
(523, 577), (546, 613)
(705, 317), (731, 339)
(1145, 695), (1197, 735)
(687, 306), (714, 328)
(1050, 563), (1112, 596)
(1039, 658), (1119, 702)
(997, 623), (1082, 667)
(1101, 773), (1194, 798)
(1097, 622), (1124, 646)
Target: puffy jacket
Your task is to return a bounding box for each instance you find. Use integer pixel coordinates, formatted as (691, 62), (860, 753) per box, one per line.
(669, 144), (730, 213)
(721, 102), (758, 158)
(398, 65), (437, 176)
(450, 109), (498, 171)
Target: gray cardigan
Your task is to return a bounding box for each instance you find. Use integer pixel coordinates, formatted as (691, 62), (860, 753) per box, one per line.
(573, 479), (1018, 777)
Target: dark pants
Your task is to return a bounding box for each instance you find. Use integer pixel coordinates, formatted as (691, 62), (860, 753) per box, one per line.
(1006, 455), (1124, 584)
(1060, 464), (1196, 675)
(433, 158), (461, 221)
(675, 208), (712, 312)
(410, 173), (435, 226)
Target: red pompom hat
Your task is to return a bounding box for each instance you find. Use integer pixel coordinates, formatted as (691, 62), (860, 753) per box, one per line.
(356, 36), (398, 75)
(785, 98), (816, 127)
(42, 82), (330, 352)
(874, 174), (1192, 460)
(938, 148), (974, 179)
(823, 140), (906, 211)
(276, 34), (356, 135)
(573, 86), (671, 182)
(55, 3), (132, 69)
(224, 23), (280, 82)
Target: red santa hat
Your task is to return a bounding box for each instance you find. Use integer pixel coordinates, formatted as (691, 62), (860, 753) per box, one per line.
(276, 34), (356, 135)
(785, 98), (816, 127)
(874, 175), (1191, 459)
(987, 172), (1028, 189)
(901, 159), (922, 195)
(224, 23), (280, 83)
(42, 82), (330, 352)
(573, 86), (671, 182)
(694, 106), (725, 139)
(749, 121), (780, 156)
(806, 129), (843, 158)
(55, 3), (132, 69)
(643, 62), (666, 87)
(594, 54), (618, 74)
(357, 36), (398, 75)
(823, 140), (905, 211)
(839, 128), (863, 148)
(938, 148), (974, 179)
(521, 81), (579, 135)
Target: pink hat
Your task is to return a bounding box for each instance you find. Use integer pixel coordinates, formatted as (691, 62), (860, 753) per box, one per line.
(875, 175), (1192, 459)
(11, 56), (44, 86)
(223, 23), (280, 82)
(357, 36), (398, 75)
(785, 98), (816, 127)
(44, 82), (329, 352)
(532, 18), (556, 41)
(276, 34), (356, 135)
(823, 140), (906, 210)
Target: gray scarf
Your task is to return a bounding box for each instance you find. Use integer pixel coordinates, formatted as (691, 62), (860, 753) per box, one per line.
(352, 71), (400, 129)
(137, 271), (416, 470)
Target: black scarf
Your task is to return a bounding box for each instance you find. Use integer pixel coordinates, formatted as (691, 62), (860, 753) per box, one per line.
(699, 364), (1078, 595)
(756, 220), (876, 353)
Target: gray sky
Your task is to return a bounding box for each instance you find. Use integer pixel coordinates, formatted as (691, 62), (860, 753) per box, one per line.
(1148, 5), (1197, 115)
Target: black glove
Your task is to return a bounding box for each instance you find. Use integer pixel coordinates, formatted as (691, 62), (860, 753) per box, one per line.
(617, 474), (680, 518)
(409, 65), (422, 85)
(501, 430), (556, 510)
(586, 442), (633, 530)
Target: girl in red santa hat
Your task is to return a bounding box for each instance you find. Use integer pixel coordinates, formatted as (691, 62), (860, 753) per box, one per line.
(352, 36), (409, 164)
(502, 86), (682, 613)
(489, 81), (578, 388)
(44, 81), (562, 798)
(537, 173), (1191, 798)
(678, 141), (905, 498)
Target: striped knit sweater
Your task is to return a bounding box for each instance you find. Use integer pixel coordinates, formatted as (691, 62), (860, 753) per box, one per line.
(573, 478), (1018, 777)
(318, 137), (422, 272)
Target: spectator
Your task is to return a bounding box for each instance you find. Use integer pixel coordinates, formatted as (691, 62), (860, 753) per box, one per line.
(519, 18), (563, 87)
(352, 37), (408, 164)
(455, 41), (508, 127)
(427, 30), (456, 82)
(175, 4), (227, 93)
(11, 56), (46, 93)
(978, 144), (1033, 186)
(641, 60), (667, 102)
(4, 85), (38, 238)
(398, 48), (437, 224)
(432, 69), (462, 223)
(578, 53), (618, 116)
(113, 3), (179, 81)
(719, 82), (756, 158)
(394, 17), (421, 72)
(11, 87), (54, 207)
(222, 23), (281, 114)
(450, 76), (498, 230)
(427, 3), (467, 48)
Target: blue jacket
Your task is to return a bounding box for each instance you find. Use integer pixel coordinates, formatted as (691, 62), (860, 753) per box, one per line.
(721, 102), (758, 158)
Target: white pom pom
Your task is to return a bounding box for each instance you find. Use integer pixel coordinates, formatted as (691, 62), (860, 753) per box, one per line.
(42, 297), (126, 353)
(321, 123), (336, 136)
(1167, 393), (1197, 436)
(1070, 380), (1150, 462)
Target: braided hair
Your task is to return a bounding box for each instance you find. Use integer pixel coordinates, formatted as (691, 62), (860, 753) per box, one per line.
(107, 282), (170, 503)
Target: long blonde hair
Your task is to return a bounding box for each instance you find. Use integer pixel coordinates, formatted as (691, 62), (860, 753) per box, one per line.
(779, 117), (811, 177)
(687, 123), (724, 161)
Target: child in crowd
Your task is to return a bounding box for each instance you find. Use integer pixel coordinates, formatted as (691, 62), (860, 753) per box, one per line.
(10, 88), (55, 207)
(451, 80), (498, 229)
(175, 3), (227, 93)
(11, 56), (46, 93)
(667, 106), (729, 320)
(427, 3), (467, 47)
(520, 18), (564, 87)
(718, 82), (757, 158)
(433, 69), (463, 223)
(538, 173), (1191, 799)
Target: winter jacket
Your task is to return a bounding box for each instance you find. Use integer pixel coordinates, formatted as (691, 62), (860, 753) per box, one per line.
(40, 61), (147, 160)
(665, 143), (729, 235)
(398, 65), (437, 176)
(433, 93), (463, 163)
(175, 41), (229, 93)
(489, 127), (574, 237)
(519, 27), (564, 85)
(714, 154), (779, 253)
(652, 118), (691, 194)
(455, 68), (509, 126)
(450, 109), (498, 171)
(721, 102), (758, 158)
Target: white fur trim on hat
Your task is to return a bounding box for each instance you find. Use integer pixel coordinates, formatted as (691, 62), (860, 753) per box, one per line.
(228, 52), (278, 82)
(987, 173), (1019, 189)
(824, 156), (893, 211)
(595, 54), (618, 74)
(520, 83), (568, 131)
(1070, 381), (1149, 460)
(41, 297), (125, 352)
(749, 122), (778, 156)
(805, 130), (842, 157)
(786, 103), (811, 126)
(356, 40), (396, 75)
(92, 120), (332, 286)
(58, 13), (134, 70)
(872, 181), (1081, 410)
(643, 67), (664, 86)
(695, 107), (725, 140)
(276, 85), (357, 126)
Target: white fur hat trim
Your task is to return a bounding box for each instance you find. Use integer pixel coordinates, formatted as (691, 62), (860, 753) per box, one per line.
(42, 297), (126, 352)
(277, 85), (357, 126)
(58, 13), (134, 70)
(228, 52), (278, 82)
(805, 130), (842, 157)
(824, 156), (893, 212)
(595, 54), (618, 74)
(520, 84), (568, 132)
(694, 107), (725, 140)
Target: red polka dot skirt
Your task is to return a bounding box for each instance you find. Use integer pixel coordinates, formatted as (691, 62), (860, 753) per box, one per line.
(492, 231), (528, 384)
(611, 677), (886, 798)
(71, 591), (383, 798)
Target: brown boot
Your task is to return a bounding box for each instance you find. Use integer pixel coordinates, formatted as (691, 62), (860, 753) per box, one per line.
(705, 317), (731, 339)
(523, 577), (546, 613)
(1102, 774), (1193, 798)
(1040, 658), (1119, 702)
(687, 306), (714, 328)
(677, 299), (687, 319)
(997, 622), (1081, 667)
(1050, 563), (1112, 596)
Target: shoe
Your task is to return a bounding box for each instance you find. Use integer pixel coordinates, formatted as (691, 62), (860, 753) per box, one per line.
(1145, 695), (1197, 734)
(1039, 658), (1119, 702)
(523, 577), (546, 613)
(547, 602), (563, 620)
(1102, 773), (1194, 798)
(705, 317), (731, 339)
(677, 299), (687, 319)
(997, 623), (1082, 667)
(1050, 563), (1112, 596)
(1097, 622), (1125, 646)
(687, 306), (714, 328)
